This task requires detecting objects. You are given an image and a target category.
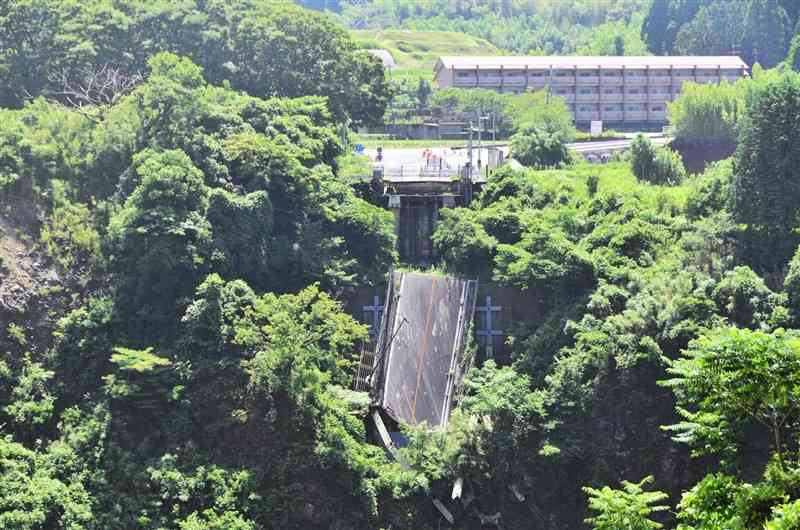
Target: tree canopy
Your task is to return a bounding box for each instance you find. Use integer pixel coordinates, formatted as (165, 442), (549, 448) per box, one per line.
(0, 0), (390, 125)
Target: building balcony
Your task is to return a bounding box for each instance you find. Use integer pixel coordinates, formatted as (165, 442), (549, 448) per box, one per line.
(650, 111), (667, 120)
(624, 77), (648, 85)
(722, 76), (741, 83)
(453, 77), (478, 87)
(695, 77), (717, 84)
(625, 93), (648, 102)
(477, 76), (503, 86)
(526, 79), (549, 89)
(600, 76), (624, 86)
(672, 76), (696, 84)
(623, 111), (648, 121)
(649, 76), (672, 85)
(648, 94), (673, 103)
(576, 94), (599, 103)
(601, 111), (623, 121)
(600, 94), (624, 103)
(575, 111), (600, 121)
(576, 76), (600, 85)
(553, 93), (575, 103)
(552, 76), (577, 85)
(503, 77), (527, 86)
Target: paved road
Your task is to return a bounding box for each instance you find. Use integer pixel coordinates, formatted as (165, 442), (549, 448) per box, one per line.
(364, 146), (498, 168)
(365, 134), (668, 172)
(568, 136), (668, 153)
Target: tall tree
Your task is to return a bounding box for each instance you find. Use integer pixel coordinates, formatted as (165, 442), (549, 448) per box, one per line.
(731, 72), (800, 273)
(641, 0), (671, 54)
(741, 0), (792, 67)
(788, 32), (800, 71)
(642, 0), (703, 54)
(779, 0), (800, 27)
(674, 0), (746, 56)
(663, 327), (800, 462)
(107, 148), (211, 342)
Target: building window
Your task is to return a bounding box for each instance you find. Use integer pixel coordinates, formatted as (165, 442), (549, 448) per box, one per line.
(457, 72), (472, 78)
(627, 105), (642, 111)
(603, 70), (622, 77)
(652, 105), (664, 112)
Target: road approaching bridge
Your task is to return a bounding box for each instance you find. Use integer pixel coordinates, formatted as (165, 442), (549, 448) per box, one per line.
(365, 134), (668, 182)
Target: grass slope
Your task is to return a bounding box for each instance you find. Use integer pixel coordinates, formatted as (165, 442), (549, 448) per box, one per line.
(352, 29), (500, 82)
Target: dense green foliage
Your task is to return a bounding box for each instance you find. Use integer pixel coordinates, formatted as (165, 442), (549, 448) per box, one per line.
(338, 0), (650, 56)
(642, 0), (797, 67)
(584, 476), (669, 530)
(630, 134), (686, 185)
(732, 71), (800, 274)
(664, 328), (800, 461)
(7, 3), (800, 529)
(422, 69), (800, 528)
(0, 42), (409, 527)
(510, 127), (572, 169)
(427, 88), (576, 141)
(0, 0), (390, 125)
(667, 81), (745, 149)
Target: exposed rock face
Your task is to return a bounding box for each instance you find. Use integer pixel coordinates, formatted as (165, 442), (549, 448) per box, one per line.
(0, 215), (60, 351)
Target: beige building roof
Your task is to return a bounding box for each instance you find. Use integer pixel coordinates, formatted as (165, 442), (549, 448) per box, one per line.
(435, 55), (749, 72)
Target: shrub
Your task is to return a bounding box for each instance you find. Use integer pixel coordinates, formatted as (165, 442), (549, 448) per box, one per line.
(667, 81), (745, 148)
(630, 134), (685, 185)
(767, 500), (800, 530)
(583, 476), (669, 530)
(510, 127), (571, 169)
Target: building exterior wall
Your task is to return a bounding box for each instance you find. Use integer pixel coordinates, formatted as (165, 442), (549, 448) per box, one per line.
(434, 57), (748, 126)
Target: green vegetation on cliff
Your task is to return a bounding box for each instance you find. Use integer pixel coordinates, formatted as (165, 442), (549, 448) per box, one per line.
(5, 2), (800, 529)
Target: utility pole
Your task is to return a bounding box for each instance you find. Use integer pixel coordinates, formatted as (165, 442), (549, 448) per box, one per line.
(468, 120), (473, 176)
(477, 108), (482, 168)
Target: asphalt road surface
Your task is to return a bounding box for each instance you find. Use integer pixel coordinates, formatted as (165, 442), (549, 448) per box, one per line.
(365, 134), (668, 172)
(380, 272), (474, 428)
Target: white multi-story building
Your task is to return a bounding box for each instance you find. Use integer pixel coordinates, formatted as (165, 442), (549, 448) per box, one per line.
(433, 56), (749, 126)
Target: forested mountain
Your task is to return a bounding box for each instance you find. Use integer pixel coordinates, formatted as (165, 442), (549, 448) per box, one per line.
(643, 0), (798, 67)
(299, 0), (800, 68)
(341, 0), (651, 55)
(5, 1), (800, 529)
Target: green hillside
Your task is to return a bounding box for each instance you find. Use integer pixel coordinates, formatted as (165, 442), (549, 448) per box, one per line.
(351, 29), (500, 82)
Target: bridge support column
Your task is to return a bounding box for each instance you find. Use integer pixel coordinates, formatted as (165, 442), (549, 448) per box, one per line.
(388, 194), (402, 240)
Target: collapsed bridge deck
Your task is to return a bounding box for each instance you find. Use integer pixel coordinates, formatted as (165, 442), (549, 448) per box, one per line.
(370, 271), (478, 429)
